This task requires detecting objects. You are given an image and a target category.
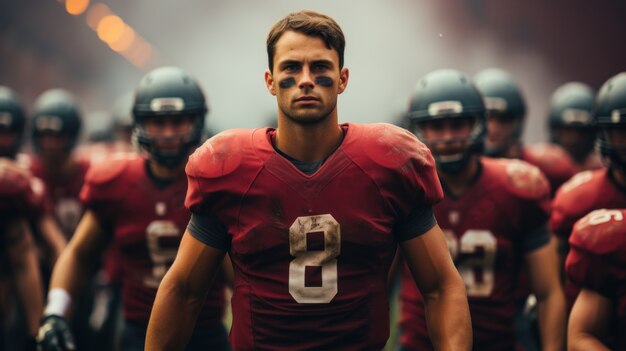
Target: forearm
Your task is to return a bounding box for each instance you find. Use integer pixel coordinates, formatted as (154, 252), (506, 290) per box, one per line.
(568, 334), (609, 351)
(39, 215), (67, 265)
(145, 272), (205, 350)
(423, 282), (472, 351)
(14, 239), (44, 335)
(47, 247), (95, 311)
(537, 289), (566, 351)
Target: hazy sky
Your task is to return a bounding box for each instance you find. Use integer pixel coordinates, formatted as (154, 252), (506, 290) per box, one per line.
(91, 0), (557, 141)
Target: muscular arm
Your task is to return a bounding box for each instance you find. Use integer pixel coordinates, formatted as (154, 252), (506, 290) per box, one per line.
(567, 288), (611, 351)
(526, 236), (566, 351)
(47, 210), (109, 311)
(400, 224), (471, 351)
(38, 213), (67, 267)
(146, 230), (226, 351)
(7, 218), (44, 336)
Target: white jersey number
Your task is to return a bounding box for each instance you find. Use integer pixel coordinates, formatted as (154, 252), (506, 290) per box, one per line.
(144, 220), (180, 288)
(288, 214), (341, 304)
(444, 229), (497, 297)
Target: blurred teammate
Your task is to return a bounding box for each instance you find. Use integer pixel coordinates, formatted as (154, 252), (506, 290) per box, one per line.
(0, 159), (45, 350)
(548, 82), (601, 172)
(147, 10), (470, 351)
(36, 67), (230, 351)
(474, 68), (576, 196)
(29, 89), (90, 239)
(566, 208), (626, 350)
(400, 69), (565, 351)
(550, 72), (626, 310)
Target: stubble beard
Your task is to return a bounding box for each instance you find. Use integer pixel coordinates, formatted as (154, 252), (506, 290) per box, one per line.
(280, 102), (336, 126)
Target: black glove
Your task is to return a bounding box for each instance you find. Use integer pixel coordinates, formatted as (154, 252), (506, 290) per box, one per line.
(36, 315), (76, 351)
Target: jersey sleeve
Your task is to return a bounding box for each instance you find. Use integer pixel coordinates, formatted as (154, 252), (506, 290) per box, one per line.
(500, 159), (552, 241)
(79, 155), (133, 226)
(344, 123), (444, 238)
(549, 171), (596, 239)
(566, 209), (626, 297)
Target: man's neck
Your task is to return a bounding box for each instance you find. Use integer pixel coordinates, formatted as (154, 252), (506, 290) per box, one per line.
(439, 157), (480, 198)
(274, 116), (343, 163)
(148, 159), (185, 181)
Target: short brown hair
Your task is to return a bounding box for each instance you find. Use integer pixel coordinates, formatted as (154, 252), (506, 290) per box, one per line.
(266, 10), (345, 72)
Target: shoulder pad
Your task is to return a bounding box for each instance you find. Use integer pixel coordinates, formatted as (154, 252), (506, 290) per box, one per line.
(85, 153), (140, 186)
(349, 123), (435, 170)
(493, 158), (551, 200)
(0, 159), (31, 196)
(186, 129), (254, 179)
(570, 209), (626, 264)
(524, 143), (576, 178)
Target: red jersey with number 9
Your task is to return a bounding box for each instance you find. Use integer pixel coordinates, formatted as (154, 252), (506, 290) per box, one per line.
(185, 123), (443, 351)
(79, 153), (225, 329)
(400, 157), (551, 351)
(566, 209), (626, 350)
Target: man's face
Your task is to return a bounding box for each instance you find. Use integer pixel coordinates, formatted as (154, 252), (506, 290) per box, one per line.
(418, 117), (474, 159)
(0, 130), (17, 157)
(264, 31), (348, 125)
(142, 114), (196, 155)
(553, 126), (596, 161)
(37, 132), (71, 160)
(486, 113), (519, 152)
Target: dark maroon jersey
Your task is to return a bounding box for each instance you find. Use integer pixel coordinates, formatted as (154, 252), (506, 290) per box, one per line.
(185, 123), (443, 351)
(80, 153), (225, 329)
(400, 157), (551, 351)
(522, 143), (576, 197)
(0, 159), (47, 218)
(566, 209), (626, 350)
(30, 156), (90, 238)
(550, 168), (626, 308)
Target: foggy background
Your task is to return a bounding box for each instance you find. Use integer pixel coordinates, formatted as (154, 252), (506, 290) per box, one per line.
(2, 0), (625, 143)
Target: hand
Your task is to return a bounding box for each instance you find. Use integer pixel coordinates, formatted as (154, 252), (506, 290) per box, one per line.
(36, 315), (76, 351)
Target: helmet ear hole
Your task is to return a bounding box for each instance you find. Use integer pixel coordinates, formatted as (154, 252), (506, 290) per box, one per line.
(132, 67), (208, 167)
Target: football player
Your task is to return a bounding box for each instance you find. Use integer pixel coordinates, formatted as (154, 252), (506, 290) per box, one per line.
(36, 67), (230, 351)
(146, 10), (471, 351)
(550, 72), (626, 309)
(566, 209), (626, 350)
(0, 159), (45, 350)
(399, 69), (565, 351)
(548, 82), (602, 172)
(29, 89), (90, 239)
(0, 86), (66, 267)
(474, 68), (576, 196)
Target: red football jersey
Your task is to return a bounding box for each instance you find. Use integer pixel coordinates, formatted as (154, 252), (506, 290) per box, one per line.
(550, 168), (626, 308)
(0, 159), (46, 219)
(80, 153), (225, 329)
(522, 143), (577, 197)
(30, 156), (90, 238)
(400, 158), (551, 351)
(566, 209), (626, 350)
(185, 123), (443, 350)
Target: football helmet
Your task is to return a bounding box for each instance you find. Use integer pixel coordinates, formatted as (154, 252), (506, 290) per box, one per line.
(132, 66), (207, 167)
(474, 68), (526, 157)
(408, 69), (486, 173)
(0, 86), (26, 158)
(595, 72), (626, 170)
(548, 82), (596, 162)
(31, 89), (82, 152)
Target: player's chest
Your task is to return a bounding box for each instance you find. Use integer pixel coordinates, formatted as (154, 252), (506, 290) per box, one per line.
(113, 195), (189, 251)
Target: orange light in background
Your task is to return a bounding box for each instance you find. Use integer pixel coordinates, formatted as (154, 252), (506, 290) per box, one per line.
(127, 42), (153, 69)
(109, 25), (135, 53)
(86, 3), (111, 30)
(97, 15), (125, 44)
(65, 0), (90, 15)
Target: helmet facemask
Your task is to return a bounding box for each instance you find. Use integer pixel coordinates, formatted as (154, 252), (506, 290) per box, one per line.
(134, 113), (204, 168)
(412, 114), (485, 174)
